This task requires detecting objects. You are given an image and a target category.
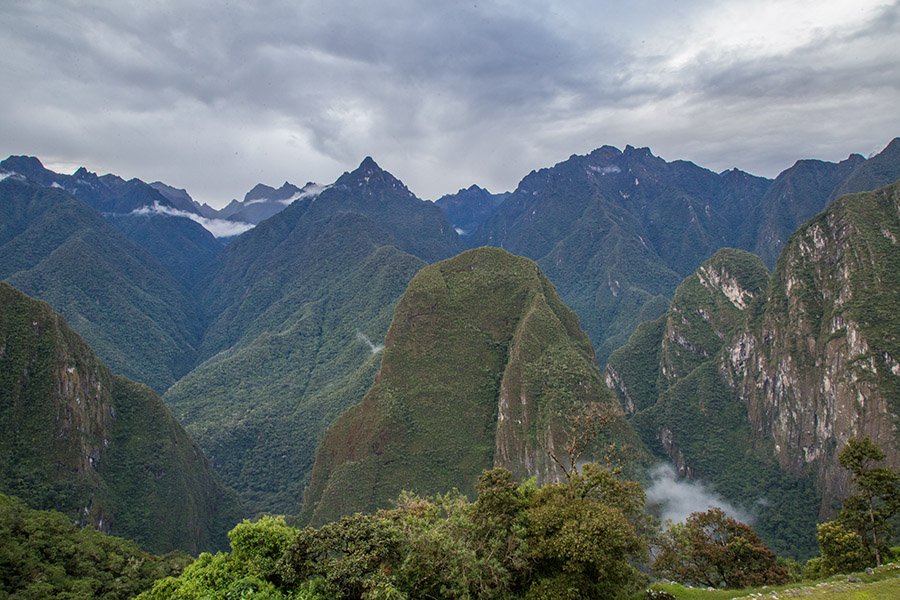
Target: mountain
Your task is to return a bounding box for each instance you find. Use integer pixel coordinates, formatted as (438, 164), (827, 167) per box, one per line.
(830, 137), (900, 199)
(0, 156), (224, 289)
(733, 181), (900, 516)
(435, 184), (508, 236)
(225, 182), (306, 224)
(104, 211), (222, 292)
(149, 181), (209, 214)
(0, 282), (240, 553)
(467, 145), (774, 363)
(607, 249), (820, 557)
(607, 182), (900, 557)
(749, 155), (865, 267)
(165, 158), (459, 514)
(300, 247), (643, 525)
(0, 178), (202, 392)
(463, 140), (900, 365)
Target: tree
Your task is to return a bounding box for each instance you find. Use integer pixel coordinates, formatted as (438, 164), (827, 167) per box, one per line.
(545, 402), (624, 481)
(526, 463), (648, 599)
(836, 436), (900, 567)
(653, 508), (788, 589)
(814, 520), (869, 575)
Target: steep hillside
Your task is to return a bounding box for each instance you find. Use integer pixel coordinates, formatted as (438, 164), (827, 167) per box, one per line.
(105, 212), (221, 292)
(0, 178), (201, 392)
(301, 247), (643, 525)
(199, 157), (459, 357)
(0, 283), (240, 554)
(608, 249), (820, 557)
(607, 184), (900, 557)
(166, 158), (455, 514)
(830, 137), (900, 199)
(731, 181), (900, 515)
(0, 155), (223, 292)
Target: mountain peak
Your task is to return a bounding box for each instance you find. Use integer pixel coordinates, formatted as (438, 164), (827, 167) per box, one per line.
(0, 155), (56, 185)
(1, 155), (46, 172)
(335, 156), (413, 197)
(359, 156), (379, 170)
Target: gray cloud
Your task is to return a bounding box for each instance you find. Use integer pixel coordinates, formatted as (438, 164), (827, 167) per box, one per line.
(1, 1), (898, 205)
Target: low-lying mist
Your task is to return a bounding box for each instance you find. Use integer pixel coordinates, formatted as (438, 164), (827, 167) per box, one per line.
(356, 331), (384, 354)
(645, 463), (753, 525)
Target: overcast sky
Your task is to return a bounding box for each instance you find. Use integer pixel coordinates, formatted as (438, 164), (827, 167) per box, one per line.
(2, 0), (898, 206)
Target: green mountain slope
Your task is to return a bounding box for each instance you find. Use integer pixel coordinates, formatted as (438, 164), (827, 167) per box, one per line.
(0, 283), (240, 554)
(0, 178), (201, 392)
(166, 158), (455, 514)
(301, 247), (644, 525)
(0, 156), (224, 291)
(750, 155), (865, 267)
(608, 249), (820, 557)
(830, 137), (900, 199)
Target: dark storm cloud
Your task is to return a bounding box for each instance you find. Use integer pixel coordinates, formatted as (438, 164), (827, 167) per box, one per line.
(0, 1), (897, 204)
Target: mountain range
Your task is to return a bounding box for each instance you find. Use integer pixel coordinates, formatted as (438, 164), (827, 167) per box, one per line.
(1, 137), (897, 557)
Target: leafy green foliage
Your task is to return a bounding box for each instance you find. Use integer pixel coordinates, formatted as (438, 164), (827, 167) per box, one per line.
(835, 437), (900, 566)
(653, 508), (789, 589)
(526, 464), (648, 599)
(145, 465), (648, 600)
(814, 520), (869, 575)
(0, 492), (190, 599)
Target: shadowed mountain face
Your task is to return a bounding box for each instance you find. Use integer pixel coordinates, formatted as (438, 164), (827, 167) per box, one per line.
(166, 158), (460, 514)
(607, 181), (900, 558)
(749, 154), (865, 267)
(464, 145), (773, 363)
(2, 139), (898, 542)
(0, 283), (241, 554)
(301, 247), (644, 525)
(453, 140), (900, 365)
(0, 178), (202, 393)
(435, 184), (508, 236)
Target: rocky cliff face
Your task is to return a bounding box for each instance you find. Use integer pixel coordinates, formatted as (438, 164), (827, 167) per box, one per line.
(0, 283), (240, 553)
(301, 248), (642, 525)
(607, 183), (900, 556)
(729, 182), (900, 515)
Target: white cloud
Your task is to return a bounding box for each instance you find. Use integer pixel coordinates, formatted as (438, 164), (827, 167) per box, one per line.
(131, 201), (254, 238)
(645, 463), (753, 525)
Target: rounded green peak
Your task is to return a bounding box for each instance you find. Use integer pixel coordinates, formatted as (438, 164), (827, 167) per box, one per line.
(301, 244), (639, 524)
